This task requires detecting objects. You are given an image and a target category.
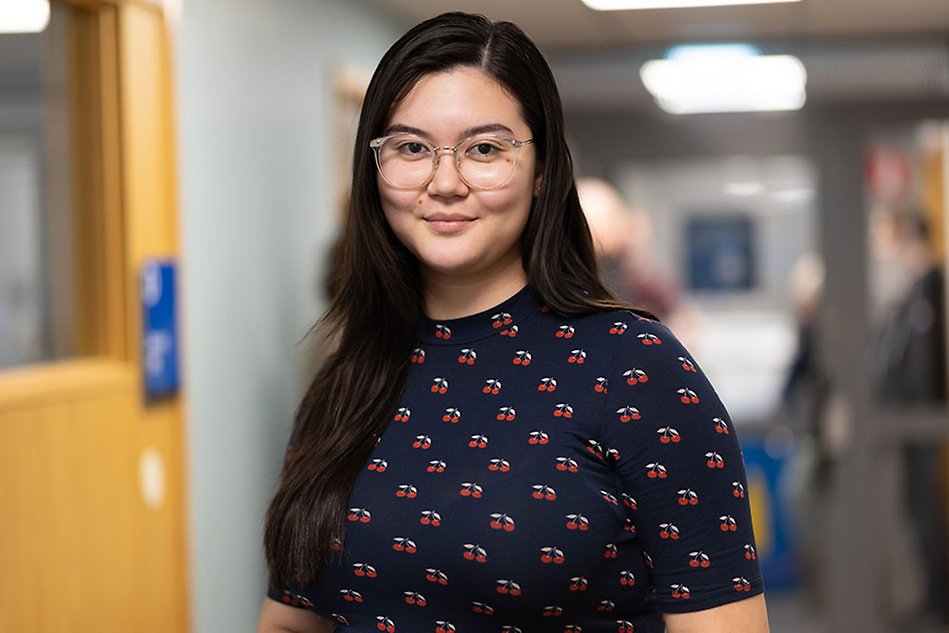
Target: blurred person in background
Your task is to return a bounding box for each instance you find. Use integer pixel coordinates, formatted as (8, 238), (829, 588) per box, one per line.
(258, 12), (768, 633)
(871, 206), (948, 628)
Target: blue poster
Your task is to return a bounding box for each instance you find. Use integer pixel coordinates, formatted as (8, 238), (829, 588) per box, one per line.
(141, 259), (179, 401)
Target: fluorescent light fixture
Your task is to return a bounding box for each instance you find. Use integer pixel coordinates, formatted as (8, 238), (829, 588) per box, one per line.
(0, 0), (50, 33)
(583, 0), (799, 9)
(640, 44), (807, 114)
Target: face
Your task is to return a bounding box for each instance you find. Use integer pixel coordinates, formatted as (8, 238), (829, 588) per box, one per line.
(377, 67), (539, 290)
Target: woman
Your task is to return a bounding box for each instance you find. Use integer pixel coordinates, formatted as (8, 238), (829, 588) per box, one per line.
(259, 12), (768, 633)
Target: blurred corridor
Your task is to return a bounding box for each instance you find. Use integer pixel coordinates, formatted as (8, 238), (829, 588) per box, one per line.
(1, 0), (948, 631)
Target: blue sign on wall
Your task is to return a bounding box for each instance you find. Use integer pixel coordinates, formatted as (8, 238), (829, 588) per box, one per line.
(141, 259), (179, 401)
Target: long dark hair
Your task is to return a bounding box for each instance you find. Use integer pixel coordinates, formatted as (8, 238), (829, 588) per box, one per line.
(264, 11), (630, 589)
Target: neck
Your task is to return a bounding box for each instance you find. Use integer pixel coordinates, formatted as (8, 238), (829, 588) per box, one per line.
(423, 260), (528, 321)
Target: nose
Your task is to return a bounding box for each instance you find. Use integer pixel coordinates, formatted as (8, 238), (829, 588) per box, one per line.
(427, 148), (468, 196)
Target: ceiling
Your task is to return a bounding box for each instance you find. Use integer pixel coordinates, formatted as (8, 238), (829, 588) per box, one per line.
(361, 0), (949, 50)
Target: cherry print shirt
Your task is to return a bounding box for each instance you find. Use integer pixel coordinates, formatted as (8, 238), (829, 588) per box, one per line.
(269, 286), (764, 632)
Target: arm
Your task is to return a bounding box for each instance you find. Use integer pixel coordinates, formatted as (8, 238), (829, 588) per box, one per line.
(256, 598), (334, 633)
(665, 593), (769, 633)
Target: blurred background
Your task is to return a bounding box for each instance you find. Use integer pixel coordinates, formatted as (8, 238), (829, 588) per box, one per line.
(0, 0), (947, 631)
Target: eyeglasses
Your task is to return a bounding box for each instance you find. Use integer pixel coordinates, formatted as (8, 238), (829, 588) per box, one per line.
(369, 134), (534, 191)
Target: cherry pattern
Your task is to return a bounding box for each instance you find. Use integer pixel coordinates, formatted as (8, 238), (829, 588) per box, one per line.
(269, 287), (762, 630)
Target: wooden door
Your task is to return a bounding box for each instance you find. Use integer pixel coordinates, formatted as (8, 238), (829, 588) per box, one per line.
(0, 1), (189, 631)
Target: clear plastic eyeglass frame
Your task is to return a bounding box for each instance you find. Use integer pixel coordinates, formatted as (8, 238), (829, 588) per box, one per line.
(369, 134), (534, 191)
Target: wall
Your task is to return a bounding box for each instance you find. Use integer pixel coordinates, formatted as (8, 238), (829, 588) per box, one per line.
(175, 2), (402, 630)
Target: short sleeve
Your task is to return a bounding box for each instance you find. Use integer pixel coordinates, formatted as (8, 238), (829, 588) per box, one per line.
(599, 316), (764, 613)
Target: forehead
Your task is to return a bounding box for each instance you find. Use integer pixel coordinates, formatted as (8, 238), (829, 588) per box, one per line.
(386, 67), (527, 137)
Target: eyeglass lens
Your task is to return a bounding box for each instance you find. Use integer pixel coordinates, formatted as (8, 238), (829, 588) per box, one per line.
(375, 136), (520, 190)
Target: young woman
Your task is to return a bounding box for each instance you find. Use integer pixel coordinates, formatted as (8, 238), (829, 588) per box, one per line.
(258, 12), (768, 633)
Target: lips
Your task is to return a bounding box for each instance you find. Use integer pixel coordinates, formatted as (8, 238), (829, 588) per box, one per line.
(425, 214), (475, 234)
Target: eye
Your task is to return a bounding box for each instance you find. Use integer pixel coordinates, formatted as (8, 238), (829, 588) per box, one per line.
(393, 138), (431, 158)
(465, 138), (507, 161)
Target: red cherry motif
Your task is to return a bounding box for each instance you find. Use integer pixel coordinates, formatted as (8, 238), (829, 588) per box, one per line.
(497, 406), (516, 421)
(638, 332), (662, 345)
(594, 376), (609, 393)
(714, 417), (730, 434)
(392, 537), (417, 553)
(532, 484), (557, 501)
(457, 348), (477, 365)
(659, 522), (680, 540)
(617, 620), (635, 633)
(719, 515), (738, 531)
(332, 614), (351, 626)
(678, 356), (697, 372)
(540, 546), (565, 564)
(689, 551), (711, 568)
(619, 570), (636, 586)
(435, 620), (456, 633)
(623, 368), (649, 385)
(368, 459), (388, 472)
(597, 600), (615, 612)
(462, 543), (488, 562)
(603, 543), (618, 559)
(442, 407), (461, 423)
(744, 544), (757, 560)
(555, 457), (580, 473)
(340, 589), (364, 603)
(622, 493), (637, 510)
(483, 379), (502, 395)
(410, 348), (425, 364)
(395, 484), (418, 499)
(658, 426), (681, 443)
(537, 377), (558, 392)
(488, 458), (511, 472)
(567, 349), (587, 364)
(677, 488), (699, 506)
(403, 591), (427, 606)
(489, 512), (517, 532)
(677, 388), (700, 404)
(459, 482), (484, 498)
(670, 583), (690, 599)
(491, 312), (513, 328)
(609, 321), (628, 335)
(435, 324), (452, 340)
(616, 406), (641, 423)
(347, 507), (371, 523)
(600, 490), (619, 505)
(431, 377), (448, 394)
(468, 434), (489, 449)
(705, 451), (725, 469)
(495, 579), (522, 596)
(420, 510), (442, 526)
(565, 513), (590, 531)
(556, 324), (575, 339)
(426, 460), (446, 473)
(471, 601), (493, 614)
(733, 481), (746, 498)
(499, 324), (518, 337)
(352, 562), (378, 578)
(732, 577), (752, 592)
(569, 576), (588, 591)
(542, 606), (564, 617)
(393, 407), (411, 423)
(646, 462), (667, 479)
(425, 568), (448, 585)
(623, 519), (636, 534)
(553, 403), (574, 418)
(375, 616), (395, 633)
(413, 435), (432, 449)
(513, 350), (532, 366)
(528, 431), (550, 445)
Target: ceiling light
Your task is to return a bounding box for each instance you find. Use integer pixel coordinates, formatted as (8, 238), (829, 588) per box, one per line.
(0, 0), (49, 33)
(582, 0), (800, 9)
(640, 44), (807, 114)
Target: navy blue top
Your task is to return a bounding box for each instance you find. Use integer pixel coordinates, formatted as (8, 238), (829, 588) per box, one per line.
(270, 286), (764, 632)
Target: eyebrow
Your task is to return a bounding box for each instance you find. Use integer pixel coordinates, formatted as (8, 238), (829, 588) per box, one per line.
(385, 122), (516, 139)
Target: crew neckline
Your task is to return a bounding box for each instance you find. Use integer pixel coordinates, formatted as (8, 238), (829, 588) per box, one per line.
(419, 285), (544, 345)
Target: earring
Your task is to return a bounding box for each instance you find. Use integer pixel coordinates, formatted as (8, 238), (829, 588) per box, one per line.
(534, 181), (542, 196)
